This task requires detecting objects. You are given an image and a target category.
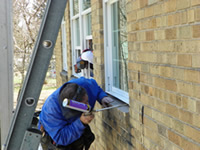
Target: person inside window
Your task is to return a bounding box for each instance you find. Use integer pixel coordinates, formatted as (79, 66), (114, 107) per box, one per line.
(74, 49), (94, 77)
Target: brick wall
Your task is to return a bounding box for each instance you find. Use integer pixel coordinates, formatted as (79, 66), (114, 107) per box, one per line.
(65, 2), (73, 80)
(126, 0), (200, 149)
(91, 0), (106, 88)
(54, 0), (200, 149)
(54, 29), (63, 88)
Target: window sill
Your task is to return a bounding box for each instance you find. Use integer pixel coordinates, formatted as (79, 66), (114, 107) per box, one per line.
(105, 93), (129, 113)
(106, 90), (129, 104)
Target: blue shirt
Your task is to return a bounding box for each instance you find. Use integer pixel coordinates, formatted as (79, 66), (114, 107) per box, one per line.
(39, 77), (107, 146)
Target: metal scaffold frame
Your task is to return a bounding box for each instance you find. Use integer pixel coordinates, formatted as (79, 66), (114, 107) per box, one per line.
(4, 0), (68, 149)
(0, 0), (13, 148)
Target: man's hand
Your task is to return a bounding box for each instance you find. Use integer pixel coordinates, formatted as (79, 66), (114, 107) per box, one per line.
(80, 113), (94, 125)
(101, 97), (114, 107)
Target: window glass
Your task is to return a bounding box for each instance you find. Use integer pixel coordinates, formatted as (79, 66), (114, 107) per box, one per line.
(75, 18), (80, 46)
(83, 0), (91, 11)
(73, 0), (79, 16)
(111, 1), (128, 92)
(86, 13), (92, 35)
(87, 39), (93, 50)
(76, 49), (81, 58)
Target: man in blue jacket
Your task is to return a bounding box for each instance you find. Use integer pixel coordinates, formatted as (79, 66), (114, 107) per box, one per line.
(39, 77), (113, 150)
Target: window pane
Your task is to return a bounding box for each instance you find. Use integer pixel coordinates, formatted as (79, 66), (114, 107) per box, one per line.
(76, 49), (81, 58)
(75, 18), (80, 46)
(73, 0), (79, 16)
(111, 1), (128, 92)
(83, 0), (91, 10)
(88, 39), (93, 50)
(86, 13), (92, 35)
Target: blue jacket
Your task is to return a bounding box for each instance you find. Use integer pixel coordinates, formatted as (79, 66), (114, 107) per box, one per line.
(39, 77), (107, 146)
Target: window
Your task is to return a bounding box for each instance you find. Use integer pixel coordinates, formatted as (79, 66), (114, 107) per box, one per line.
(86, 13), (92, 36)
(70, 0), (92, 78)
(61, 18), (67, 71)
(72, 0), (79, 16)
(74, 18), (80, 46)
(103, 0), (129, 103)
(83, 0), (91, 11)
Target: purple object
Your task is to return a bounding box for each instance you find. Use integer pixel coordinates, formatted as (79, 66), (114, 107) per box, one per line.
(63, 99), (91, 112)
(69, 99), (89, 110)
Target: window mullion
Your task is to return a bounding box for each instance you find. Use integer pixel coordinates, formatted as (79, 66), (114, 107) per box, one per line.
(61, 18), (67, 71)
(79, 0), (83, 51)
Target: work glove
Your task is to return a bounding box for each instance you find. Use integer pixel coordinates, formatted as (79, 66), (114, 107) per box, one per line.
(101, 97), (114, 107)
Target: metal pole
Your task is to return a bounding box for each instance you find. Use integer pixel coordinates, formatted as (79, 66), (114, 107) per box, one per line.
(0, 0), (14, 149)
(4, 0), (68, 149)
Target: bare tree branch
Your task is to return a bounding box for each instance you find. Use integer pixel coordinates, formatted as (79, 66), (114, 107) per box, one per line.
(13, 0), (47, 87)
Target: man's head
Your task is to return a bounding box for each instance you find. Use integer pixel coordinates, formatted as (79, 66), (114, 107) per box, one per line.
(60, 83), (88, 104)
(74, 49), (93, 73)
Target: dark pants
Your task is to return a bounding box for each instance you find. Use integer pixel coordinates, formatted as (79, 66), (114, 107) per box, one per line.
(41, 125), (95, 150)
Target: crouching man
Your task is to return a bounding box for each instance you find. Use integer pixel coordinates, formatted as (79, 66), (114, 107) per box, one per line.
(39, 77), (113, 150)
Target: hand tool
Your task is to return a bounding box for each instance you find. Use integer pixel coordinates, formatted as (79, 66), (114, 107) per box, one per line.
(62, 98), (128, 114)
(93, 104), (128, 112)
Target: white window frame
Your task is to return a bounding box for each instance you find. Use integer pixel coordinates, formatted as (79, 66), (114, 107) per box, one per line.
(103, 0), (129, 103)
(61, 18), (67, 71)
(70, 0), (92, 78)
